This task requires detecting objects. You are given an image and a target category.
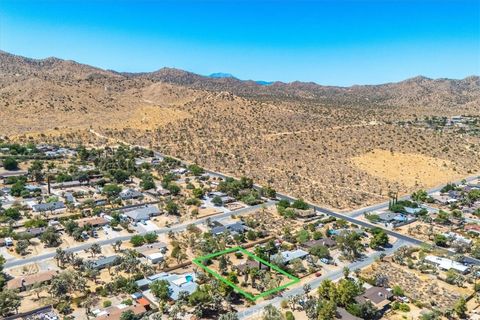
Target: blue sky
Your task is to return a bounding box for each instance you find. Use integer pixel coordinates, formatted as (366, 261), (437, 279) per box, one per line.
(0, 0), (479, 86)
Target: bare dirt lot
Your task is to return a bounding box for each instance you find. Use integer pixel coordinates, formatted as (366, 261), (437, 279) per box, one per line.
(351, 149), (467, 189)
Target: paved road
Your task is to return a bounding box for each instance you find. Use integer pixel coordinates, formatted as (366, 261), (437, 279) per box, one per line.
(4, 201), (275, 269)
(348, 174), (479, 218)
(273, 175), (480, 265)
(237, 239), (407, 319)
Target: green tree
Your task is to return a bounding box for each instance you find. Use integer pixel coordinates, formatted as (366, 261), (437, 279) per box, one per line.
(28, 160), (44, 182)
(219, 312), (239, 320)
(411, 189), (428, 202)
(434, 234), (448, 247)
(40, 226), (62, 247)
(150, 280), (171, 302)
(166, 183), (181, 195)
(318, 279), (337, 302)
(15, 239), (29, 256)
(3, 157), (18, 170)
(392, 285), (404, 296)
(261, 186), (277, 199)
(336, 278), (363, 307)
(102, 184), (122, 199)
(85, 243), (102, 258)
(309, 245), (330, 259)
(165, 199), (179, 215)
(454, 297), (467, 319)
(192, 188), (204, 199)
(112, 169), (130, 183)
(285, 311), (295, 320)
(188, 164), (204, 176)
(140, 175), (155, 190)
(2, 208), (21, 220)
(336, 231), (365, 261)
(120, 310), (139, 320)
(317, 299), (336, 320)
(0, 254), (5, 271)
(10, 181), (26, 197)
(296, 229), (311, 244)
(212, 196), (223, 206)
(291, 199), (309, 210)
(0, 289), (21, 316)
(130, 235), (145, 247)
(369, 228), (389, 249)
(144, 232), (158, 243)
(262, 304), (285, 320)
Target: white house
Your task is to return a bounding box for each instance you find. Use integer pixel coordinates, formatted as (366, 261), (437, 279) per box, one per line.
(425, 255), (470, 274)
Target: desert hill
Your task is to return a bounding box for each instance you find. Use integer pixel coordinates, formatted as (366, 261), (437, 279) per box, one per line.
(1, 50), (479, 210)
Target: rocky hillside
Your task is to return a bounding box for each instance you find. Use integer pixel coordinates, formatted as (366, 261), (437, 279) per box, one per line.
(1, 50), (479, 210)
(140, 66), (480, 111)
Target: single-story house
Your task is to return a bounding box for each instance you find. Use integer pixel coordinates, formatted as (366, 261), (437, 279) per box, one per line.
(378, 212), (400, 223)
(211, 221), (246, 236)
(119, 189), (143, 200)
(91, 255), (120, 270)
(63, 192), (76, 204)
(465, 224), (480, 235)
(77, 216), (109, 228)
(443, 232), (472, 245)
(220, 196), (236, 204)
(272, 249), (309, 264)
(51, 180), (85, 189)
(294, 208), (316, 219)
(234, 260), (269, 274)
(134, 242), (168, 264)
(123, 205), (161, 222)
(171, 168), (187, 175)
(145, 252), (164, 264)
(425, 255), (470, 274)
(208, 191), (227, 198)
(0, 171), (28, 182)
(95, 305), (146, 320)
(32, 201), (66, 213)
(377, 212), (414, 225)
(18, 227), (47, 238)
(355, 286), (393, 310)
(134, 242), (168, 256)
(138, 272), (198, 301)
(335, 307), (362, 320)
(301, 238), (336, 249)
(329, 228), (365, 237)
(431, 193), (458, 205)
(7, 270), (58, 291)
(404, 207), (423, 215)
(25, 185), (41, 192)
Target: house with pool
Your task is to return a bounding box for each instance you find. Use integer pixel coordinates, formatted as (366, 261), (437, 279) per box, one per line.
(136, 272), (198, 303)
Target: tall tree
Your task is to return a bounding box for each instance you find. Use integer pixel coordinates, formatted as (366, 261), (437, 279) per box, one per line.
(262, 304), (285, 320)
(0, 289), (21, 316)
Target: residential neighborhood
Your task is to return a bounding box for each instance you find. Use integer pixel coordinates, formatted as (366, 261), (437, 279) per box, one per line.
(1, 141), (479, 320)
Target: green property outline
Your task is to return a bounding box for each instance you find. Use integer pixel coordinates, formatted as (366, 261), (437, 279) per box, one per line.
(192, 246), (300, 301)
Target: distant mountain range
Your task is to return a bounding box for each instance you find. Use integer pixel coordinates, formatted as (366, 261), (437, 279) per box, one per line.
(208, 72), (273, 86)
(208, 72), (236, 79)
(1, 50), (479, 119)
(1, 50), (479, 210)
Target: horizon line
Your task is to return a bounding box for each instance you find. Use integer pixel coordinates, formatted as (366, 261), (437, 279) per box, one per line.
(2, 49), (479, 88)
